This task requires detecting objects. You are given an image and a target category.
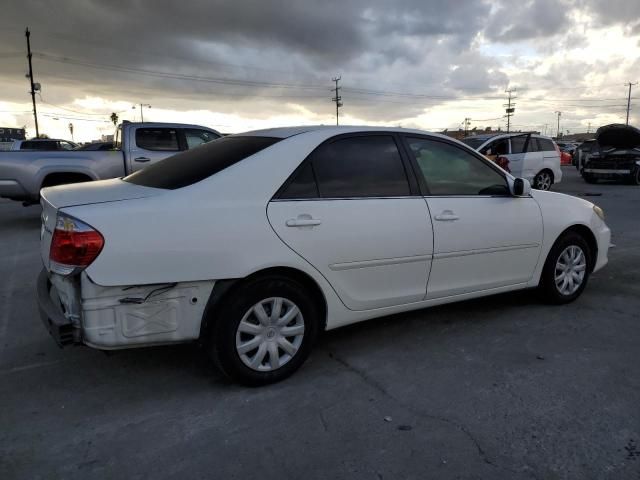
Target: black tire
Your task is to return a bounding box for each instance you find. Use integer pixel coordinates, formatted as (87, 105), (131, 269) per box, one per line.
(208, 275), (320, 386)
(533, 170), (553, 190)
(582, 173), (598, 184)
(629, 167), (640, 186)
(539, 232), (592, 304)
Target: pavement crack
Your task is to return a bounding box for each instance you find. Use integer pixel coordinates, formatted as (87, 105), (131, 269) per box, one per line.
(325, 349), (533, 478)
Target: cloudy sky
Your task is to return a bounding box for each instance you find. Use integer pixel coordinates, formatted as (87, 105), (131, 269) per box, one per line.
(0, 0), (639, 141)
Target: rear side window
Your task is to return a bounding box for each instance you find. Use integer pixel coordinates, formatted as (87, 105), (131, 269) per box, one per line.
(510, 136), (528, 154)
(136, 128), (179, 151)
(124, 136), (280, 189)
(184, 129), (220, 149)
(537, 138), (555, 151)
(308, 135), (410, 198)
(527, 138), (541, 152)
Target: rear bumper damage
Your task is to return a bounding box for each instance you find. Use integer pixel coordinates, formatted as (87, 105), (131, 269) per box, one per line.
(37, 268), (215, 350)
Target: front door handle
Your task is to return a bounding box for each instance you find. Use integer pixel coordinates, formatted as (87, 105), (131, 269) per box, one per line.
(286, 215), (321, 227)
(434, 210), (459, 221)
(134, 157), (150, 163)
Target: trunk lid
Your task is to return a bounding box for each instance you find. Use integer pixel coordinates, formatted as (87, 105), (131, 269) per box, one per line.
(39, 178), (162, 270)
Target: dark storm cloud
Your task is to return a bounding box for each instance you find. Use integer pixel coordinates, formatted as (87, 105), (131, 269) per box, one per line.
(0, 0), (637, 127)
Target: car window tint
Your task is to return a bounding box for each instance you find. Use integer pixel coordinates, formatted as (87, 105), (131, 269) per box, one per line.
(278, 162), (319, 199)
(510, 136), (528, 154)
(405, 137), (509, 196)
(124, 136), (280, 189)
(528, 138), (541, 152)
(135, 128), (180, 151)
(538, 138), (555, 151)
(309, 136), (410, 198)
(184, 129), (219, 149)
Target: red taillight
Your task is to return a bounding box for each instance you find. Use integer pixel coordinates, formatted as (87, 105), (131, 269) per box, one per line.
(49, 214), (104, 275)
(496, 156), (511, 173)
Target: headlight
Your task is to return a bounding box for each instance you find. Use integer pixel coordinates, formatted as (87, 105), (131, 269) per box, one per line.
(593, 205), (605, 221)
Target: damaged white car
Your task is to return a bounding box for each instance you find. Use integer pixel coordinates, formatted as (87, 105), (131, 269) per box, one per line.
(38, 126), (611, 385)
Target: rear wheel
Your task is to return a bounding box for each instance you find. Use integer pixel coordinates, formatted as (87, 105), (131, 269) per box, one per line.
(629, 167), (640, 185)
(533, 170), (553, 190)
(539, 232), (591, 304)
(208, 276), (320, 386)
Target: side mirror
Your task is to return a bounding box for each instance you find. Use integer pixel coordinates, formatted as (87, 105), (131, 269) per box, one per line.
(512, 178), (531, 196)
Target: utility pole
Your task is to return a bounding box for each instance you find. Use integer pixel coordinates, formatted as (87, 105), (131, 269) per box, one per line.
(463, 117), (471, 137)
(25, 28), (39, 138)
(503, 88), (516, 133)
(625, 82), (637, 125)
(133, 103), (151, 123)
(331, 76), (342, 126)
(587, 122), (591, 134)
(555, 111), (562, 139)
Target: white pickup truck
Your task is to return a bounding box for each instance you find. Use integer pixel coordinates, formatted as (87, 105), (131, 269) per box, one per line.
(0, 121), (220, 205)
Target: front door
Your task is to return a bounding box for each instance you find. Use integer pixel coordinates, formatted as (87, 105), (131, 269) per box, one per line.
(401, 135), (543, 299)
(268, 134), (433, 311)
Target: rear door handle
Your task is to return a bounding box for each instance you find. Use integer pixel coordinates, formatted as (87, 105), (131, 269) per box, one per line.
(434, 210), (459, 221)
(134, 157), (150, 163)
(286, 216), (321, 227)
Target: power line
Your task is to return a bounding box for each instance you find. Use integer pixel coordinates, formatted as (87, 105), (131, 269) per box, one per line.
(504, 88), (516, 133)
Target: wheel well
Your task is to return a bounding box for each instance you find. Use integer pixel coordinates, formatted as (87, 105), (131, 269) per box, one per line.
(560, 225), (598, 271)
(199, 267), (328, 340)
(41, 172), (93, 189)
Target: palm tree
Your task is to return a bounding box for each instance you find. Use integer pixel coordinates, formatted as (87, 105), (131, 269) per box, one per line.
(110, 112), (119, 126)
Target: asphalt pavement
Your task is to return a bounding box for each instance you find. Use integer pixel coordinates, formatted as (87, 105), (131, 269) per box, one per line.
(1, 167), (638, 479)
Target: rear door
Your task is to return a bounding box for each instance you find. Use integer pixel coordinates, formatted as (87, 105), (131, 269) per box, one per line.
(267, 133), (433, 311)
(182, 128), (220, 150)
(128, 127), (181, 172)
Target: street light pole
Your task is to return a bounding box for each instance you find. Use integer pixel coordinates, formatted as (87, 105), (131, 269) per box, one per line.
(25, 28), (39, 138)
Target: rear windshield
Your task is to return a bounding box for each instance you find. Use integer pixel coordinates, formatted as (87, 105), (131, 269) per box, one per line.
(124, 136), (281, 189)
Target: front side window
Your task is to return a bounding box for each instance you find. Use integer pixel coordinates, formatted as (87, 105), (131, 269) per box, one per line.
(405, 136), (509, 196)
(481, 138), (509, 156)
(307, 135), (410, 198)
(135, 128), (179, 151)
(184, 129), (219, 149)
(59, 141), (76, 151)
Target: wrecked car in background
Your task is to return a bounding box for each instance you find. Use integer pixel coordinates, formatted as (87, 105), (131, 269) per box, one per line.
(581, 124), (640, 185)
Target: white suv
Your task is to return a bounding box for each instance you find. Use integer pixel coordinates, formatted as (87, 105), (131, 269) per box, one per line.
(462, 133), (562, 190)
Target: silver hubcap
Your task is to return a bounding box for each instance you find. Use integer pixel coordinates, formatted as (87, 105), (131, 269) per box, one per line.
(537, 172), (552, 190)
(555, 245), (587, 296)
(235, 297), (305, 372)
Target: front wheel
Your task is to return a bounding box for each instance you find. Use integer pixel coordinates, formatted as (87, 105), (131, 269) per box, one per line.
(208, 276), (320, 386)
(629, 167), (640, 185)
(533, 171), (553, 190)
(539, 233), (591, 304)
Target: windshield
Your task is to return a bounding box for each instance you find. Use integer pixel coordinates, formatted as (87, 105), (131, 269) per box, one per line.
(460, 137), (488, 150)
(124, 135), (281, 189)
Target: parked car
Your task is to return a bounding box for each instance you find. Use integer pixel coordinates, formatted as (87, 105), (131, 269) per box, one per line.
(0, 121), (220, 204)
(8, 138), (78, 151)
(461, 133), (562, 190)
(75, 141), (114, 151)
(573, 139), (596, 168)
(581, 124), (640, 184)
(37, 126), (611, 385)
(556, 142), (578, 155)
(560, 151), (573, 165)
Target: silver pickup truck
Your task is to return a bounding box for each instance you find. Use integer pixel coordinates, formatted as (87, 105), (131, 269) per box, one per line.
(0, 121), (220, 204)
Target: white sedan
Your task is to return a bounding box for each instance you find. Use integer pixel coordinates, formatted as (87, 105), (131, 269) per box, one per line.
(37, 126), (611, 385)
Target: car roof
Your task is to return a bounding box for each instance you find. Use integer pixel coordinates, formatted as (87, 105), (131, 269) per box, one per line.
(237, 125), (454, 140)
